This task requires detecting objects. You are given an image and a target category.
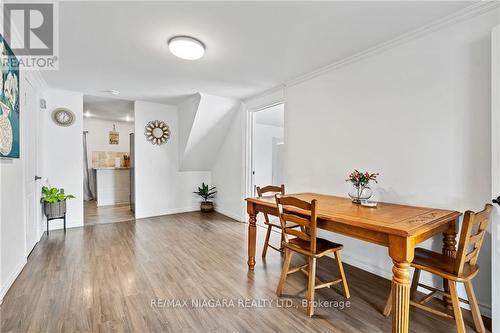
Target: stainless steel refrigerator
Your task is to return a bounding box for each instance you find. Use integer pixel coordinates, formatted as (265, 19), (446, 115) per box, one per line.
(129, 133), (135, 213)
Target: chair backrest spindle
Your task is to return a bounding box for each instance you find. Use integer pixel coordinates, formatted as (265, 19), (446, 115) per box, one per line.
(256, 185), (285, 224)
(275, 195), (318, 254)
(454, 204), (493, 275)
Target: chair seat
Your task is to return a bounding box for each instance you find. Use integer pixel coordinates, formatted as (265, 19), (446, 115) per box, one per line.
(286, 237), (343, 257)
(412, 248), (479, 281)
(265, 220), (299, 229)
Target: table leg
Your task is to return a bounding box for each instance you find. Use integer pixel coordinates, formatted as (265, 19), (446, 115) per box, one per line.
(389, 235), (415, 333)
(391, 261), (411, 333)
(442, 219), (457, 309)
(247, 201), (257, 271)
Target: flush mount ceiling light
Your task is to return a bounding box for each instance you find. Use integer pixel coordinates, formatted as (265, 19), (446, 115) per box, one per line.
(168, 36), (205, 60)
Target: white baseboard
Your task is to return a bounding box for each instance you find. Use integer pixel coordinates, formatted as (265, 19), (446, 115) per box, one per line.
(215, 207), (244, 222)
(135, 206), (200, 219)
(46, 222), (84, 231)
(0, 258), (27, 304)
(340, 252), (393, 280)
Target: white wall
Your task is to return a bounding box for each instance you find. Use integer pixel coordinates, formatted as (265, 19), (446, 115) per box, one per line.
(83, 118), (134, 156)
(212, 107), (246, 221)
(83, 117), (134, 199)
(41, 89), (84, 230)
(178, 93), (201, 168)
(134, 101), (210, 218)
(178, 93), (240, 171)
(253, 123), (284, 189)
(0, 152), (25, 304)
(272, 140), (285, 185)
(1, 70), (45, 302)
(245, 86), (285, 110)
(0, 141), (26, 304)
(284, 9), (499, 315)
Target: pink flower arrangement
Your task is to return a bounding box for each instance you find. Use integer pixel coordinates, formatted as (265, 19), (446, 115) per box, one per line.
(346, 170), (379, 187)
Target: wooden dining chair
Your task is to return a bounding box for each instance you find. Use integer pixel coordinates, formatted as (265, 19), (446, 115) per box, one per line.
(384, 204), (493, 333)
(256, 185), (287, 258)
(275, 195), (350, 317)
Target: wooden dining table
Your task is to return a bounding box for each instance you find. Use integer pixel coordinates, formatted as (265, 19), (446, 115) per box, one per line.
(245, 193), (461, 333)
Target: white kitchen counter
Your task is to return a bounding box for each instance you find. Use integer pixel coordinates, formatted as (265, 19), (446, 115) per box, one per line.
(93, 167), (130, 206)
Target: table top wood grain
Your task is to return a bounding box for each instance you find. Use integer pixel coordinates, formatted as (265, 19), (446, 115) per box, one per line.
(246, 193), (461, 237)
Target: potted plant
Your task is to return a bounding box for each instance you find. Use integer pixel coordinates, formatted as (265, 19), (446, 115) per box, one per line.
(346, 170), (379, 204)
(193, 182), (216, 212)
(41, 186), (75, 219)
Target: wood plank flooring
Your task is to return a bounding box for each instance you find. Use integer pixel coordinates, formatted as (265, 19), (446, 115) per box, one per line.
(0, 212), (489, 332)
(84, 201), (134, 226)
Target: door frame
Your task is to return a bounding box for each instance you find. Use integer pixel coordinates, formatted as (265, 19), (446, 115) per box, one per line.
(244, 101), (285, 201)
(491, 24), (499, 333)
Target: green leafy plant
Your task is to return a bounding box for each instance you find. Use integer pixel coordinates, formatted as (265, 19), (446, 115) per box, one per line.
(193, 183), (216, 202)
(41, 186), (75, 203)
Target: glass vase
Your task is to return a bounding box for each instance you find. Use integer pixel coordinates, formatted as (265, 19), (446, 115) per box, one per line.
(348, 184), (372, 204)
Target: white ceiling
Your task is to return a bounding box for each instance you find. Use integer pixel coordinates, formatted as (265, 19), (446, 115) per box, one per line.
(255, 104), (284, 128)
(43, 1), (474, 104)
(83, 95), (134, 122)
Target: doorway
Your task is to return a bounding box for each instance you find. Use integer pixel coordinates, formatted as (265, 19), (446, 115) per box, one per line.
(251, 103), (284, 195)
(248, 103), (284, 228)
(82, 95), (135, 225)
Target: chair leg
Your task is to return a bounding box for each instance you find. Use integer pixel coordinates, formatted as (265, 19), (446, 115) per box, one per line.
(276, 249), (292, 296)
(449, 280), (466, 333)
(63, 215), (66, 232)
(334, 251), (350, 299)
(383, 285), (393, 317)
(46, 219), (49, 236)
(410, 268), (420, 300)
(464, 281), (485, 333)
(306, 257), (317, 317)
(262, 225), (272, 258)
(279, 231), (285, 252)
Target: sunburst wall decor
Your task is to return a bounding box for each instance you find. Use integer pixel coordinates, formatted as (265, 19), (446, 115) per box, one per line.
(144, 120), (170, 145)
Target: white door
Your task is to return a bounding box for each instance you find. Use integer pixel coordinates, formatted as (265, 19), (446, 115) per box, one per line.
(491, 25), (500, 333)
(24, 77), (39, 256)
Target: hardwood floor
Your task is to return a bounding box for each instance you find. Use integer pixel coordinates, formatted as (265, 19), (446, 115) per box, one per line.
(84, 200), (134, 226)
(0, 212), (489, 332)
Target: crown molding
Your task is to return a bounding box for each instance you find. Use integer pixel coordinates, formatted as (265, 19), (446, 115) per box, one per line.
(286, 1), (500, 88)
(243, 83), (286, 104)
(246, 1), (500, 100)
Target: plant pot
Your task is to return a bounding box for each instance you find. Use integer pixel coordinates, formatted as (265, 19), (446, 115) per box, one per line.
(200, 201), (214, 213)
(44, 200), (66, 219)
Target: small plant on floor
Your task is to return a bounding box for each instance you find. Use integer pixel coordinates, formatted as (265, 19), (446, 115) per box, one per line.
(193, 182), (216, 213)
(41, 186), (75, 219)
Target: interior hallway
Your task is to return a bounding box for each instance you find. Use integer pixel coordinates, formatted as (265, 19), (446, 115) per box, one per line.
(84, 201), (134, 226)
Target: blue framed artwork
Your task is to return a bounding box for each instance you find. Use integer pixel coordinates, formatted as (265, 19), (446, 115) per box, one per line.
(0, 34), (20, 159)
